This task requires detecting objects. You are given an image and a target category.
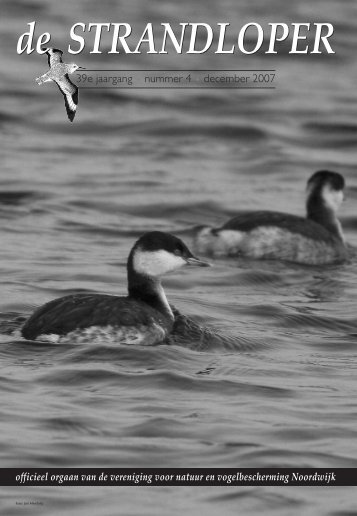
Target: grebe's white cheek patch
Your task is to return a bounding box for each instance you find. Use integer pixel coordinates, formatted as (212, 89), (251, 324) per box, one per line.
(133, 250), (186, 277)
(322, 186), (344, 211)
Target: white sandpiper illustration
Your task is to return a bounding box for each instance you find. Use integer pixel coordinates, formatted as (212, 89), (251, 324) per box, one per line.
(36, 48), (84, 122)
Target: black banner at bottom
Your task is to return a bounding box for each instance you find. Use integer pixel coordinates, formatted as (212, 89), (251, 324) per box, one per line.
(1, 468), (356, 487)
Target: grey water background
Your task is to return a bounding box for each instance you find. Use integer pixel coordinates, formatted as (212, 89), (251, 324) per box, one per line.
(1, 0), (357, 514)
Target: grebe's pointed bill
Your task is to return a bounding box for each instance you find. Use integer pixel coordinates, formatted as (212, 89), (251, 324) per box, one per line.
(186, 256), (211, 267)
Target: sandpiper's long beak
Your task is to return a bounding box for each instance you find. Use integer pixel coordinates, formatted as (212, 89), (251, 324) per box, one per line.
(186, 256), (211, 267)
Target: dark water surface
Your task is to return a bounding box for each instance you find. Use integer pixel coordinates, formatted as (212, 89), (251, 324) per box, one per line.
(1, 0), (357, 514)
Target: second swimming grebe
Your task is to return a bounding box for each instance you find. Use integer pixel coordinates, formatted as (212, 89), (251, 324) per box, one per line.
(195, 170), (347, 265)
(21, 231), (210, 344)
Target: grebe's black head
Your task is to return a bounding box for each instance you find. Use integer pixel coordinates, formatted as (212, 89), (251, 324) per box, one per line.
(307, 170), (345, 192)
(128, 231), (210, 278)
(306, 170), (345, 213)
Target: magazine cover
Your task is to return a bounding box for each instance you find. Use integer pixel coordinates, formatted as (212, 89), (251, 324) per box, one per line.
(1, 0), (357, 514)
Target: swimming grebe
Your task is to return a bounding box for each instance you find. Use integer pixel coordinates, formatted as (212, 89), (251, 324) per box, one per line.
(21, 231), (210, 344)
(195, 170), (347, 265)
